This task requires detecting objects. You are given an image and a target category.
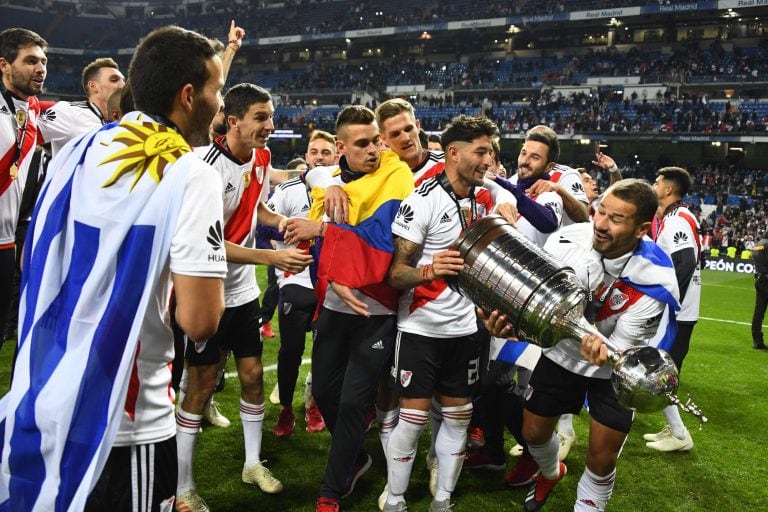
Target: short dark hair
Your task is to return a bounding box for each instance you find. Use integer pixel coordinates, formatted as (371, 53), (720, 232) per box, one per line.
(81, 57), (120, 95)
(657, 166), (692, 197)
(441, 115), (499, 149)
(129, 26), (216, 116)
(524, 130), (560, 164)
(223, 83), (272, 119)
(428, 134), (441, 144)
(286, 157), (307, 170)
(0, 28), (47, 65)
(605, 178), (658, 224)
(335, 105), (376, 136)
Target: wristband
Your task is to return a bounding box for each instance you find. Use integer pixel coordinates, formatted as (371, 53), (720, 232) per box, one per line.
(228, 40), (240, 50)
(421, 264), (434, 282)
(608, 164), (619, 174)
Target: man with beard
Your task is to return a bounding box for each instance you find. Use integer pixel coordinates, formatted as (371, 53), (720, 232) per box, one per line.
(384, 115), (499, 512)
(0, 28), (47, 352)
(1, 26), (228, 511)
(486, 179), (679, 512)
(176, 83), (312, 511)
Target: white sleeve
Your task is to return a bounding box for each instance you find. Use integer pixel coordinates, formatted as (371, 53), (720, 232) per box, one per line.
(392, 191), (430, 246)
(557, 171), (589, 204)
(266, 185), (285, 215)
(304, 165), (337, 189)
(538, 190), (564, 227)
(170, 162), (227, 277)
(657, 216), (697, 256)
(37, 103), (74, 147)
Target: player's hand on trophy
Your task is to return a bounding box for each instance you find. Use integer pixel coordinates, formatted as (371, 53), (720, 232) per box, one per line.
(431, 250), (464, 278)
(493, 202), (518, 227)
(477, 308), (512, 338)
(580, 333), (609, 366)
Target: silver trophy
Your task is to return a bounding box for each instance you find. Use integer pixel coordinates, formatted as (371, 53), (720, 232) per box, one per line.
(449, 215), (706, 420)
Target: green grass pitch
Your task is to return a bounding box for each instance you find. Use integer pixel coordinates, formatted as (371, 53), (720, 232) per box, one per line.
(0, 268), (764, 511)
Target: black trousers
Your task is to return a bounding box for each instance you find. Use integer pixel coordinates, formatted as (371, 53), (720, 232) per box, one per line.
(669, 321), (696, 372)
(752, 276), (768, 347)
(277, 284), (317, 406)
(312, 308), (395, 499)
(259, 266), (279, 326)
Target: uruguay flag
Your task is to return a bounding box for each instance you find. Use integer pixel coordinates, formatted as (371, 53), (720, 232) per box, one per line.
(0, 113), (191, 511)
(309, 150), (413, 312)
(621, 237), (681, 352)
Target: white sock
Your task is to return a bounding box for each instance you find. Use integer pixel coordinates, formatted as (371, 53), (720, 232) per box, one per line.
(377, 405), (400, 455)
(304, 372), (313, 404)
(177, 368), (189, 407)
(528, 433), (560, 479)
(575, 466), (616, 511)
(427, 398), (442, 463)
(386, 408), (428, 504)
(434, 403), (472, 502)
(663, 405), (687, 439)
(240, 399), (265, 466)
(176, 408), (202, 494)
(558, 414), (575, 437)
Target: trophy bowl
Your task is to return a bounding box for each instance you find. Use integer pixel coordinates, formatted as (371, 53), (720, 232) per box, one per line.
(610, 345), (679, 413)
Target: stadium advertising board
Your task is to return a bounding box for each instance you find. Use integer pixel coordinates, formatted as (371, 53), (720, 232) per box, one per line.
(703, 256), (756, 273)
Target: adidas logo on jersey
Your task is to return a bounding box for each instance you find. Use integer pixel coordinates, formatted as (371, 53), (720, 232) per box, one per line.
(0, 106), (9, 115)
(371, 340), (384, 350)
(41, 110), (56, 122)
(439, 212), (451, 223)
(224, 182), (236, 194)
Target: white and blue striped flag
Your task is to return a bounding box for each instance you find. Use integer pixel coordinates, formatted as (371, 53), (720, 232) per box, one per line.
(0, 112), (192, 511)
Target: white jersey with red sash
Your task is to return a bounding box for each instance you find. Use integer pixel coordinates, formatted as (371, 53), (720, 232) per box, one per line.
(544, 238), (679, 378)
(195, 138), (270, 307)
(0, 92), (40, 245)
(392, 173), (494, 338)
(655, 203), (701, 322)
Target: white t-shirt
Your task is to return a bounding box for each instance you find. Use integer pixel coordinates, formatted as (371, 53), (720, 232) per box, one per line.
(38, 100), (105, 157)
(655, 204), (701, 322)
(195, 141), (270, 307)
(391, 177), (493, 338)
(544, 249), (666, 379)
(116, 147), (227, 446)
(267, 176), (314, 290)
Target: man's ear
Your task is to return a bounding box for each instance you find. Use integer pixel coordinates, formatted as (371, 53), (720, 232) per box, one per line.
(178, 83), (195, 113)
(636, 220), (652, 239)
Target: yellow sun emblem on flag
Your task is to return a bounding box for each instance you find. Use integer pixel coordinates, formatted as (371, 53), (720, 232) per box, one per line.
(100, 120), (191, 190)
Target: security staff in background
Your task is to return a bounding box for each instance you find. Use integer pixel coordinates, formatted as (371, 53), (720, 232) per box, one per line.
(752, 231), (768, 350)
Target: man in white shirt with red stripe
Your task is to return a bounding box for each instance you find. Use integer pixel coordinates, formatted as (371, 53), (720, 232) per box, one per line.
(175, 83), (312, 511)
(385, 115), (501, 512)
(644, 166), (701, 452)
(38, 57), (124, 156)
(0, 28), (46, 354)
